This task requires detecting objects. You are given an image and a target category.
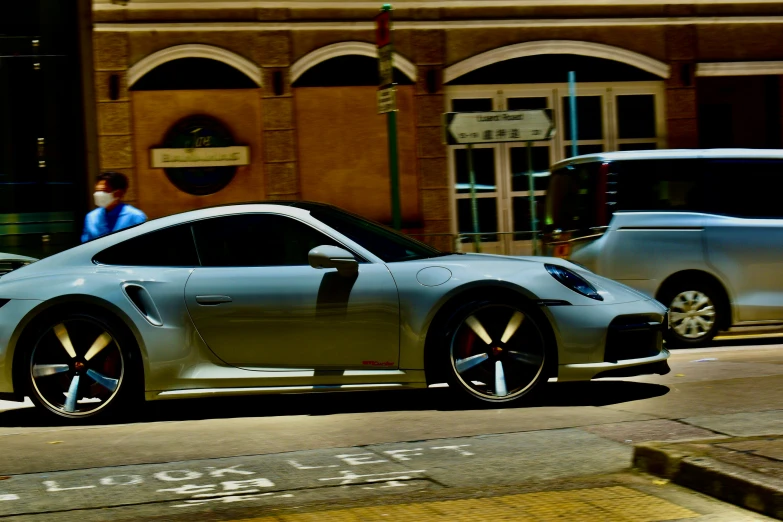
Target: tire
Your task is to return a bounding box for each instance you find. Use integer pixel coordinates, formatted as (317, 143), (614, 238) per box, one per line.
(24, 310), (139, 421)
(659, 281), (722, 348)
(442, 299), (550, 404)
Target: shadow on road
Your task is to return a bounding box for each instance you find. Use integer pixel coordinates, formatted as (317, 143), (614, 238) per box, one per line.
(0, 380), (668, 428)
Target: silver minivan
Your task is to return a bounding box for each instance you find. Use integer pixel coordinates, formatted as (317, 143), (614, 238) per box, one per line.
(544, 149), (783, 347)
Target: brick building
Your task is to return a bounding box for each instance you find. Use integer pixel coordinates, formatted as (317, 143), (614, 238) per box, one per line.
(89, 0), (783, 253)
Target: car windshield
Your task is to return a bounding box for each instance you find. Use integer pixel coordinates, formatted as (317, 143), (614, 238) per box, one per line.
(302, 205), (445, 263)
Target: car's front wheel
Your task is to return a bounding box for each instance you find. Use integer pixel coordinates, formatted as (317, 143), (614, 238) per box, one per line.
(444, 300), (549, 404)
(25, 311), (136, 420)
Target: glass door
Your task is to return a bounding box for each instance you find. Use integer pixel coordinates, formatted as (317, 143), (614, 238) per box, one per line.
(448, 95), (505, 253)
(503, 94), (554, 255)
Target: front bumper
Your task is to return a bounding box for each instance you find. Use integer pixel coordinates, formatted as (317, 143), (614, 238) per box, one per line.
(544, 298), (669, 381)
(558, 349), (670, 382)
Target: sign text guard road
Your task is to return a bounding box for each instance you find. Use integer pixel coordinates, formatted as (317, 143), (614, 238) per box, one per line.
(444, 109), (554, 145)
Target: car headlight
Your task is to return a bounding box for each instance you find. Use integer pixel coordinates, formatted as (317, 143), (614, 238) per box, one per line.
(545, 263), (603, 301)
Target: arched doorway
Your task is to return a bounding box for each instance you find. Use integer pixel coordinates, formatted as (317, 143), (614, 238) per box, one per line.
(128, 45), (264, 219)
(290, 42), (420, 227)
(444, 41), (670, 254)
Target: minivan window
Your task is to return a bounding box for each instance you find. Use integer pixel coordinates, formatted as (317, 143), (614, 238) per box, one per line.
(614, 159), (704, 212)
(704, 159), (783, 219)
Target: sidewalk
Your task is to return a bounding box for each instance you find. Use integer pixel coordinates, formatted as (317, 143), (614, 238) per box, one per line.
(634, 435), (783, 520)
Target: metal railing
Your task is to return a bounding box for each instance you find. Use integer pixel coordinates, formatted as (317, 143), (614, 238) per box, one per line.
(409, 230), (543, 256)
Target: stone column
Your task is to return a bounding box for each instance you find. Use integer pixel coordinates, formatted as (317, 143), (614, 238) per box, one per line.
(665, 25), (699, 148)
(412, 30), (451, 251)
(258, 31), (299, 201)
(92, 32), (137, 203)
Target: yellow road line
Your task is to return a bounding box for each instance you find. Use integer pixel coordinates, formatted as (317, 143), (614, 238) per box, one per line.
(713, 332), (783, 341)
(238, 486), (699, 521)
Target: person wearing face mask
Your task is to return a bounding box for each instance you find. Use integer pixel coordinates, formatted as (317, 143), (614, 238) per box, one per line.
(81, 171), (147, 243)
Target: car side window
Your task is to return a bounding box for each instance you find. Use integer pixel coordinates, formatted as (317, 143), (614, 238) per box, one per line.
(192, 214), (341, 267)
(93, 224), (199, 266)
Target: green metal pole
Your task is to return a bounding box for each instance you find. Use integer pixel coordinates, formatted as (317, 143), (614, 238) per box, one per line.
(527, 140), (539, 256)
(387, 108), (401, 230)
(466, 143), (481, 253)
(382, 3), (402, 230)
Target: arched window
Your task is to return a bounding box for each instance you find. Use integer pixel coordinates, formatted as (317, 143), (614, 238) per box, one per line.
(130, 58), (259, 90)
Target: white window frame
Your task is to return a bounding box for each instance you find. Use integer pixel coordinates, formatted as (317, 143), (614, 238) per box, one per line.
(445, 82), (667, 253)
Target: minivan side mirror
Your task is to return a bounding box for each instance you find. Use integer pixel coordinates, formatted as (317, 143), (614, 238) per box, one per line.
(308, 245), (358, 277)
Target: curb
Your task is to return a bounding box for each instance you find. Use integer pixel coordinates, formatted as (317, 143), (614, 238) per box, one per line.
(633, 442), (783, 520)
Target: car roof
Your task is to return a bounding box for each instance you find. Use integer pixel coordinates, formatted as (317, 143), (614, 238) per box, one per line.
(166, 200), (333, 215)
(148, 200), (339, 225)
(76, 201), (340, 247)
(550, 148), (783, 171)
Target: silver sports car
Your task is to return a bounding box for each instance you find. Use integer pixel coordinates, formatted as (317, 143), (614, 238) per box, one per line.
(0, 202), (670, 420)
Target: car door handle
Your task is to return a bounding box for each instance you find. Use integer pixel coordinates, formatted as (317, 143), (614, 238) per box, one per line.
(195, 295), (233, 305)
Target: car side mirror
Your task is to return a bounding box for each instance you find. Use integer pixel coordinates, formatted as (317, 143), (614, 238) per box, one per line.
(308, 245), (358, 278)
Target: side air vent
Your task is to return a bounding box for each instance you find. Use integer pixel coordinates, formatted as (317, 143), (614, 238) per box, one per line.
(0, 260), (32, 277)
(122, 283), (163, 326)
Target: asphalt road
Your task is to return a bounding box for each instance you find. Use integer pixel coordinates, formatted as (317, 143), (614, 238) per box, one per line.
(1, 341), (782, 521)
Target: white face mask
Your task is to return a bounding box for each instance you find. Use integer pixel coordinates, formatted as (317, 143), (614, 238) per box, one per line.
(93, 191), (116, 209)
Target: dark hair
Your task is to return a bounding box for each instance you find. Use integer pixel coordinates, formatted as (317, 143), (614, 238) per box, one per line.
(97, 171), (129, 192)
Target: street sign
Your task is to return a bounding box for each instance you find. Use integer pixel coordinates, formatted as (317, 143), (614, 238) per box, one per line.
(377, 44), (394, 87)
(377, 86), (397, 114)
(443, 109), (554, 145)
(375, 9), (391, 48)
(376, 7), (394, 88)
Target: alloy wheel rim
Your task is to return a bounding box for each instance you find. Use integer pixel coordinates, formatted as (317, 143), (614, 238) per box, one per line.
(30, 318), (124, 417)
(669, 290), (716, 339)
(450, 304), (545, 401)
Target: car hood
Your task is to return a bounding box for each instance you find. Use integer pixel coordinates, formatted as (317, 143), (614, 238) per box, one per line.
(405, 253), (661, 306)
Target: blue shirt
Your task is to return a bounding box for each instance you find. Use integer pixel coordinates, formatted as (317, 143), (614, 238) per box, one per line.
(81, 203), (147, 243)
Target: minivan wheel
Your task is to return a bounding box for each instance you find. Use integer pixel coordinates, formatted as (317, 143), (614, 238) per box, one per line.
(662, 285), (720, 347)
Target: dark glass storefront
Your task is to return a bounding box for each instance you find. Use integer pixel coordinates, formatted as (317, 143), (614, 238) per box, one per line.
(0, 0), (92, 258)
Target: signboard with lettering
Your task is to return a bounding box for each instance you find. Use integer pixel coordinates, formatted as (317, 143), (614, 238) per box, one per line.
(377, 86), (397, 114)
(377, 44), (394, 88)
(443, 109), (555, 145)
(150, 115), (250, 196)
(150, 146), (249, 169)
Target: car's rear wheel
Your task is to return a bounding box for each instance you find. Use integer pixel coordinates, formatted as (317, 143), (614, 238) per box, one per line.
(25, 311), (135, 420)
(444, 300), (549, 404)
(661, 283), (721, 347)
